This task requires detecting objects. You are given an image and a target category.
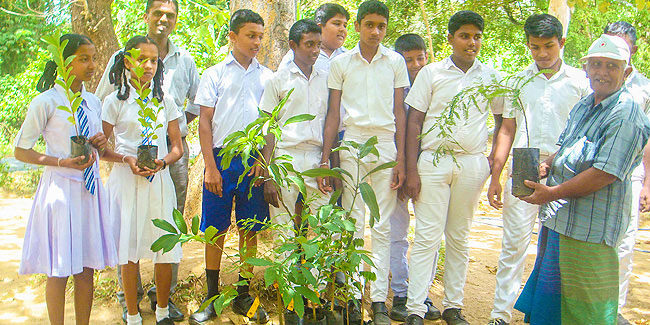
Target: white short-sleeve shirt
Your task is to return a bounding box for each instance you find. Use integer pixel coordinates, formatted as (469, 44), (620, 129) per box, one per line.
(102, 86), (180, 157)
(279, 47), (347, 72)
(259, 61), (328, 149)
(193, 53), (273, 148)
(95, 40), (200, 137)
(503, 62), (590, 156)
(405, 57), (504, 154)
(328, 44), (410, 135)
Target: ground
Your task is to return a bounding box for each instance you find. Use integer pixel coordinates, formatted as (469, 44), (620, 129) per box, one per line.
(1, 185), (649, 324)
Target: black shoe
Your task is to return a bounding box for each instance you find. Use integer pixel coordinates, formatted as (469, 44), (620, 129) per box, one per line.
(442, 308), (469, 325)
(232, 293), (269, 324)
(618, 313), (631, 325)
(390, 296), (407, 321)
(487, 319), (509, 325)
(149, 298), (185, 322)
(371, 302), (390, 325)
(405, 314), (425, 325)
(424, 297), (441, 320)
(188, 298), (217, 325)
(344, 299), (362, 325)
(156, 317), (174, 325)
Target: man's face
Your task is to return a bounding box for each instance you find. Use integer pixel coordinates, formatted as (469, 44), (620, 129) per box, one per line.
(584, 57), (629, 99)
(355, 13), (387, 49)
(400, 49), (427, 83)
(291, 32), (322, 67)
(229, 23), (264, 61)
(527, 35), (565, 70)
(320, 14), (348, 51)
(448, 24), (482, 66)
(145, 1), (178, 39)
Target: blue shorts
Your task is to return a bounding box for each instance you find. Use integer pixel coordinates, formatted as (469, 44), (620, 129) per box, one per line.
(200, 148), (269, 233)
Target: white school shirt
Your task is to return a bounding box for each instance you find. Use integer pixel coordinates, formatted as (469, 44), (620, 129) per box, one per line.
(194, 53), (273, 148)
(101, 86), (180, 157)
(259, 61), (328, 149)
(405, 57), (504, 154)
(503, 62), (591, 156)
(626, 67), (650, 113)
(328, 43), (410, 135)
(95, 40), (200, 137)
(15, 84), (103, 176)
(279, 47), (347, 72)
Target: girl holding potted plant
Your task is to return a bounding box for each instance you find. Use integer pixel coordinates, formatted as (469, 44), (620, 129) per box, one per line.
(14, 33), (118, 324)
(101, 35), (183, 325)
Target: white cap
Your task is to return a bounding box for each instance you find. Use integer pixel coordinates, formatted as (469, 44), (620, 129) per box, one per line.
(580, 34), (630, 65)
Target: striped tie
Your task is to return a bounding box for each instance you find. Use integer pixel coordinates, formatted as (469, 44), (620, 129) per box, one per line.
(139, 97), (155, 183)
(77, 100), (96, 195)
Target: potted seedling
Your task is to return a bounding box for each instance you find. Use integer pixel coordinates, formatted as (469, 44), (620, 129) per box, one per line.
(43, 35), (91, 164)
(124, 48), (165, 170)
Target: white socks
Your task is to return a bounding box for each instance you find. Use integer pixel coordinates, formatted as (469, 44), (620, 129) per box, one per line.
(155, 305), (170, 322)
(126, 312), (142, 325)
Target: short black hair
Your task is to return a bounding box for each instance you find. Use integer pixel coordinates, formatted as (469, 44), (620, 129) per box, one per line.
(524, 14), (563, 40)
(448, 10), (484, 35)
(357, 0), (389, 24)
(289, 19), (322, 44)
(145, 0), (178, 13)
(394, 34), (427, 54)
(230, 9), (264, 34)
(604, 21), (637, 45)
(314, 3), (350, 25)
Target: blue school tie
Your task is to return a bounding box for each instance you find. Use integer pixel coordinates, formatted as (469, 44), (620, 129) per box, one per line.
(139, 97), (155, 183)
(77, 100), (96, 195)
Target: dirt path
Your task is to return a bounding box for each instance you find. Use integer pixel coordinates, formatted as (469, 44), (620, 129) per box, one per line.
(1, 189), (649, 324)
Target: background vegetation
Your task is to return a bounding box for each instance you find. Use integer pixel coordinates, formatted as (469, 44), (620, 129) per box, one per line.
(1, 0), (649, 194)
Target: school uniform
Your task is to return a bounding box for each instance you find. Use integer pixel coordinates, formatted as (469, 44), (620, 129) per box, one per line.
(490, 62), (590, 323)
(618, 68), (650, 310)
(328, 43), (410, 302)
(404, 57), (503, 317)
(16, 84), (118, 277)
(102, 86), (182, 265)
(194, 53), (273, 233)
(259, 61), (330, 238)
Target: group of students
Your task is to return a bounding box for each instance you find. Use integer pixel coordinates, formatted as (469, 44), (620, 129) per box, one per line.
(14, 0), (650, 324)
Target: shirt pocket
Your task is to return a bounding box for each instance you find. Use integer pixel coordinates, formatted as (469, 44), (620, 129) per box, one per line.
(561, 136), (596, 174)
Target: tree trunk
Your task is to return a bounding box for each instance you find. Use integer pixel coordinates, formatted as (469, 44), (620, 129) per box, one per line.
(230, 0), (297, 70)
(548, 0), (571, 39)
(69, 0), (120, 92)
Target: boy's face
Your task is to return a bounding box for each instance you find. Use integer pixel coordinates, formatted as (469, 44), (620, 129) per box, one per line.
(320, 14), (348, 51)
(527, 36), (565, 70)
(400, 49), (427, 83)
(229, 22), (264, 61)
(144, 0), (178, 39)
(355, 13), (387, 49)
(290, 32), (322, 67)
(448, 24), (482, 66)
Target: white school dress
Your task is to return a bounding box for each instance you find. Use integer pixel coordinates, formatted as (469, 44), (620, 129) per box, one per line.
(15, 84), (119, 277)
(102, 86), (182, 264)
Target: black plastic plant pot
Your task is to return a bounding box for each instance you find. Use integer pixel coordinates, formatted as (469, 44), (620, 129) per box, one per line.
(325, 308), (344, 325)
(304, 308), (327, 325)
(137, 144), (158, 170)
(511, 147), (540, 197)
(284, 310), (302, 325)
(70, 135), (91, 165)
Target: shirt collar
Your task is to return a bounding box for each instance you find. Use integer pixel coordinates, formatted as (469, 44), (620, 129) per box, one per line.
(584, 87), (626, 110)
(224, 52), (261, 71)
(320, 46), (346, 59)
(166, 39), (180, 58)
(125, 84), (154, 104)
(53, 82), (90, 101)
(526, 60), (568, 81)
(351, 43), (390, 62)
(288, 60), (321, 80)
(443, 56), (482, 73)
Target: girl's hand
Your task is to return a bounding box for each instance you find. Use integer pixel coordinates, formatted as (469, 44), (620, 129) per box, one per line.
(88, 132), (108, 151)
(59, 152), (96, 171)
(124, 156), (154, 177)
(142, 159), (165, 174)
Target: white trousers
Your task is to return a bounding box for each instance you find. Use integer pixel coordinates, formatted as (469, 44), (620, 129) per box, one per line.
(407, 153), (490, 317)
(618, 164), (643, 309)
(490, 177), (540, 322)
(389, 197), (437, 298)
(340, 133), (398, 302)
(269, 146), (330, 241)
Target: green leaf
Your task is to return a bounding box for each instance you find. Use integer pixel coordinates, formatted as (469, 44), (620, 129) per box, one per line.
(362, 161), (398, 180)
(293, 290), (305, 318)
(150, 233), (181, 253)
(359, 182), (380, 227)
(191, 215), (200, 235)
(263, 267), (278, 287)
(359, 136), (379, 159)
(152, 218), (178, 234)
(328, 189), (342, 206)
(301, 168), (342, 179)
(303, 243), (318, 259)
(286, 175), (307, 196)
(245, 257), (274, 266)
(205, 225), (219, 242)
(172, 209), (187, 234)
(283, 113), (315, 126)
(341, 219), (356, 232)
(295, 285), (320, 305)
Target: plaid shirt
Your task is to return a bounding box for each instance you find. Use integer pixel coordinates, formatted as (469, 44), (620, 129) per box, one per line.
(540, 87), (650, 247)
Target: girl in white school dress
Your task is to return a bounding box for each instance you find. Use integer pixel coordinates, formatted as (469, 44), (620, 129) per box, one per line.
(100, 35), (182, 325)
(14, 34), (118, 324)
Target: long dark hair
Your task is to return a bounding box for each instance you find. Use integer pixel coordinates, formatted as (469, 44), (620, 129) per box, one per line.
(37, 34), (93, 93)
(108, 35), (164, 102)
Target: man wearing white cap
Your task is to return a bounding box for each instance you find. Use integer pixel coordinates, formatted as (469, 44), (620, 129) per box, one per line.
(512, 34), (650, 324)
